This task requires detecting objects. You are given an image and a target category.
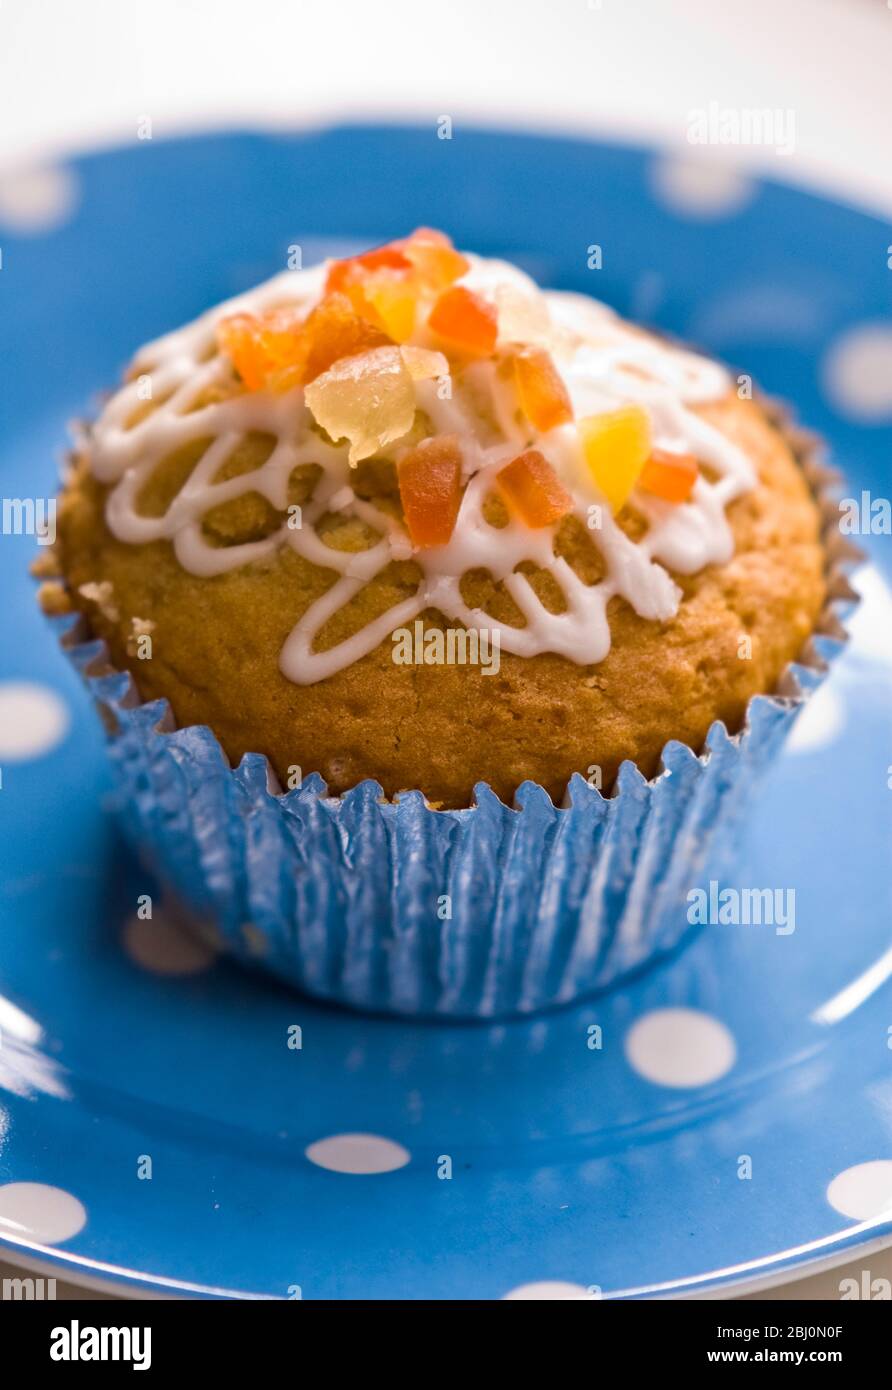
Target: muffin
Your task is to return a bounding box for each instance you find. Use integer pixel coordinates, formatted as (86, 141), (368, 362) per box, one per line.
(40, 228), (850, 1015)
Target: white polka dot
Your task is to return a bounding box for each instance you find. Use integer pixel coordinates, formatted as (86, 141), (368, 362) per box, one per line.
(625, 1008), (736, 1088)
(0, 165), (78, 233)
(504, 1281), (594, 1300)
(123, 906), (218, 975)
(826, 1160), (892, 1221)
(0, 682), (69, 761)
(822, 324), (892, 423)
(691, 284), (823, 346)
(650, 156), (754, 220)
(786, 685), (844, 754)
(305, 1133), (410, 1175)
(0, 1181), (86, 1244)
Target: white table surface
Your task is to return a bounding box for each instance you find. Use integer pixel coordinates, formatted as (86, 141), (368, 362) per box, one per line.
(1, 0), (890, 1302)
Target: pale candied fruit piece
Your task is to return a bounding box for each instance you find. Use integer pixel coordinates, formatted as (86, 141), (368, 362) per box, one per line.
(400, 345), (449, 381)
(401, 227), (469, 289)
(495, 449), (573, 528)
(578, 405), (651, 513)
(397, 435), (464, 546)
(639, 448), (699, 503)
(510, 347), (574, 432)
(304, 346), (416, 465)
(428, 286), (498, 356)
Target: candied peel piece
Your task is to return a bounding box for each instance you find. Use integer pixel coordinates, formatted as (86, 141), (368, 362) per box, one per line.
(510, 347), (574, 432)
(216, 313), (263, 387)
(325, 227), (468, 341)
(579, 405), (651, 514)
(357, 272), (418, 341)
(327, 229), (468, 298)
(219, 295), (395, 393)
(217, 309), (301, 391)
(286, 292), (392, 388)
(351, 228), (469, 337)
(218, 230), (479, 392)
(326, 244), (418, 341)
(400, 345), (449, 381)
(495, 449), (573, 528)
(304, 346), (416, 465)
(397, 435), (464, 546)
(325, 245), (413, 295)
(639, 448), (699, 503)
(400, 227), (470, 289)
(428, 285), (498, 356)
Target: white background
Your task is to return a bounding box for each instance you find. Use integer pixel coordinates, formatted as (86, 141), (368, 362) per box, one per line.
(1, 0), (891, 1302)
(1, 0), (892, 215)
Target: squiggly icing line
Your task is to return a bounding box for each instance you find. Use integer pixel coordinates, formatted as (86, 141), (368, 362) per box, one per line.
(87, 255), (756, 685)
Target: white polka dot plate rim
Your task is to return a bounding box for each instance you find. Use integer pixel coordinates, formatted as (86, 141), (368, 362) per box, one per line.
(1, 126), (891, 1299)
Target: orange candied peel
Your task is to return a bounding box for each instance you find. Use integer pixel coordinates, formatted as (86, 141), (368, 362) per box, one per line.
(495, 449), (573, 528)
(324, 229), (468, 342)
(217, 295), (394, 393)
(578, 405), (651, 514)
(327, 228), (468, 295)
(304, 346), (416, 465)
(510, 347), (574, 432)
(428, 285), (498, 356)
(639, 448), (699, 503)
(217, 307), (303, 391)
(400, 227), (470, 289)
(326, 248), (416, 341)
(325, 244), (413, 295)
(288, 292), (392, 387)
(219, 229), (473, 393)
(397, 435), (464, 546)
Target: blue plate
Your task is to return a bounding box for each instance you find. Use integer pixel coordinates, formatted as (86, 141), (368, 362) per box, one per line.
(1, 126), (891, 1300)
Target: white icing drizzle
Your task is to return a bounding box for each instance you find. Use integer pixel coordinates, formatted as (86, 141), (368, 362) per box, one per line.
(87, 252), (755, 685)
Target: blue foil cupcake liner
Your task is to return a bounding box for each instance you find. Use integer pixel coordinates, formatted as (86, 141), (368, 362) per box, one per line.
(50, 419), (858, 1018)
